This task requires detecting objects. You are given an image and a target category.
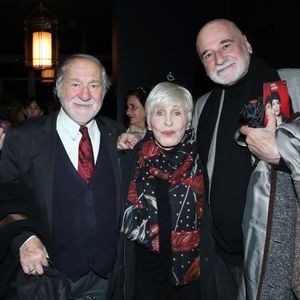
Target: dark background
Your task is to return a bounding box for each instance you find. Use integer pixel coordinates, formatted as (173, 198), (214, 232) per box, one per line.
(0, 0), (299, 124)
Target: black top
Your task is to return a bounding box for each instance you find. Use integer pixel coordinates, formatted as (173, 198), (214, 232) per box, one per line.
(135, 177), (172, 283)
(197, 57), (280, 266)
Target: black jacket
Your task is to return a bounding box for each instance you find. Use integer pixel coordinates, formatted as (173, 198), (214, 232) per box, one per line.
(0, 113), (124, 299)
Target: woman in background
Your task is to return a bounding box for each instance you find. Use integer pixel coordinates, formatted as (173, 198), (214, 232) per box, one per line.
(22, 97), (44, 119)
(125, 87), (147, 138)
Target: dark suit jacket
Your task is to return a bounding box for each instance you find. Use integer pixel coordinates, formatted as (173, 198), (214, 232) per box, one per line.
(1, 111), (122, 237)
(0, 111), (124, 297)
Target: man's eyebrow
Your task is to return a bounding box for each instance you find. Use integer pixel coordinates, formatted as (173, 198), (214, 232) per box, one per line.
(201, 50), (209, 58)
(201, 38), (234, 58)
(220, 38), (234, 45)
(67, 78), (101, 84)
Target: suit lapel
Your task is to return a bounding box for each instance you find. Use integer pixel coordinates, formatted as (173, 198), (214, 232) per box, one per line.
(32, 113), (58, 234)
(96, 119), (121, 221)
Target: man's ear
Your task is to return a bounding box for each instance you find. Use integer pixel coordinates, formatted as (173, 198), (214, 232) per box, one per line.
(243, 35), (253, 54)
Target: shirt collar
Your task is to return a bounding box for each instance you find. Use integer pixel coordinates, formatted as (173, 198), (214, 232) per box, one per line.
(57, 108), (97, 140)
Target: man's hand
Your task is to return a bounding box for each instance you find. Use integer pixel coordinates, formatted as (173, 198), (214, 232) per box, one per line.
(240, 104), (281, 165)
(117, 132), (143, 150)
(19, 236), (49, 276)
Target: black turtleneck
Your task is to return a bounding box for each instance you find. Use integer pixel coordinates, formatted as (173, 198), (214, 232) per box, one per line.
(197, 56), (280, 266)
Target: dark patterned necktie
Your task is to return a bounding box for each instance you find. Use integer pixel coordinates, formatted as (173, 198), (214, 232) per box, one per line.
(78, 125), (94, 183)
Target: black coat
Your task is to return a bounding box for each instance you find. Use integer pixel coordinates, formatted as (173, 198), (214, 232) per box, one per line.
(0, 181), (46, 299)
(108, 143), (138, 300)
(0, 113), (125, 299)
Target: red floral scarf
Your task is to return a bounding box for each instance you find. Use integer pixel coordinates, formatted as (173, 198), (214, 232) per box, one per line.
(121, 129), (206, 286)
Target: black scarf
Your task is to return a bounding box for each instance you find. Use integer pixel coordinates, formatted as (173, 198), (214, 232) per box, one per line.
(121, 129), (206, 286)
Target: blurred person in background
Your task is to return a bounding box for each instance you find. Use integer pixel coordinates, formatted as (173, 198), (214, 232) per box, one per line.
(124, 87), (148, 138)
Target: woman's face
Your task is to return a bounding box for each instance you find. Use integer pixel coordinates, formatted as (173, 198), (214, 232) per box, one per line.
(271, 99), (281, 116)
(126, 95), (146, 128)
(23, 100), (43, 118)
(150, 104), (189, 150)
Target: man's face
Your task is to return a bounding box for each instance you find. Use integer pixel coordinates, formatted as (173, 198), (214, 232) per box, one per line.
(196, 21), (252, 86)
(60, 58), (104, 125)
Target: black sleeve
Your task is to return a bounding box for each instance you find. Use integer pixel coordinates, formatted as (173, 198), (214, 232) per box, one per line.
(10, 231), (36, 256)
(274, 157), (291, 173)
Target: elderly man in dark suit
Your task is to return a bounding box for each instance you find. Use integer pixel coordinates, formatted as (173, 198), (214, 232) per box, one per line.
(0, 54), (123, 300)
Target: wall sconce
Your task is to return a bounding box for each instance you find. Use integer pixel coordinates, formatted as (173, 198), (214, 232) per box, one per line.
(25, 4), (59, 70)
(41, 68), (56, 83)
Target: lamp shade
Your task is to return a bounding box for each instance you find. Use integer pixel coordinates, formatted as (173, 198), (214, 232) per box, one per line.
(25, 4), (59, 70)
(32, 32), (52, 68)
(41, 69), (55, 83)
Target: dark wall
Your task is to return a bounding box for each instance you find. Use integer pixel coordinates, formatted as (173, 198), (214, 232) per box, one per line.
(114, 0), (213, 123)
(114, 0), (300, 123)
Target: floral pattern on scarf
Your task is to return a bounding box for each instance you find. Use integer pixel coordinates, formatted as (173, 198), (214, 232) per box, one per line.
(121, 129), (205, 286)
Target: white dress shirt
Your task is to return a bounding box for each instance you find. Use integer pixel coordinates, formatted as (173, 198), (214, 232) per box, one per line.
(56, 108), (100, 170)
